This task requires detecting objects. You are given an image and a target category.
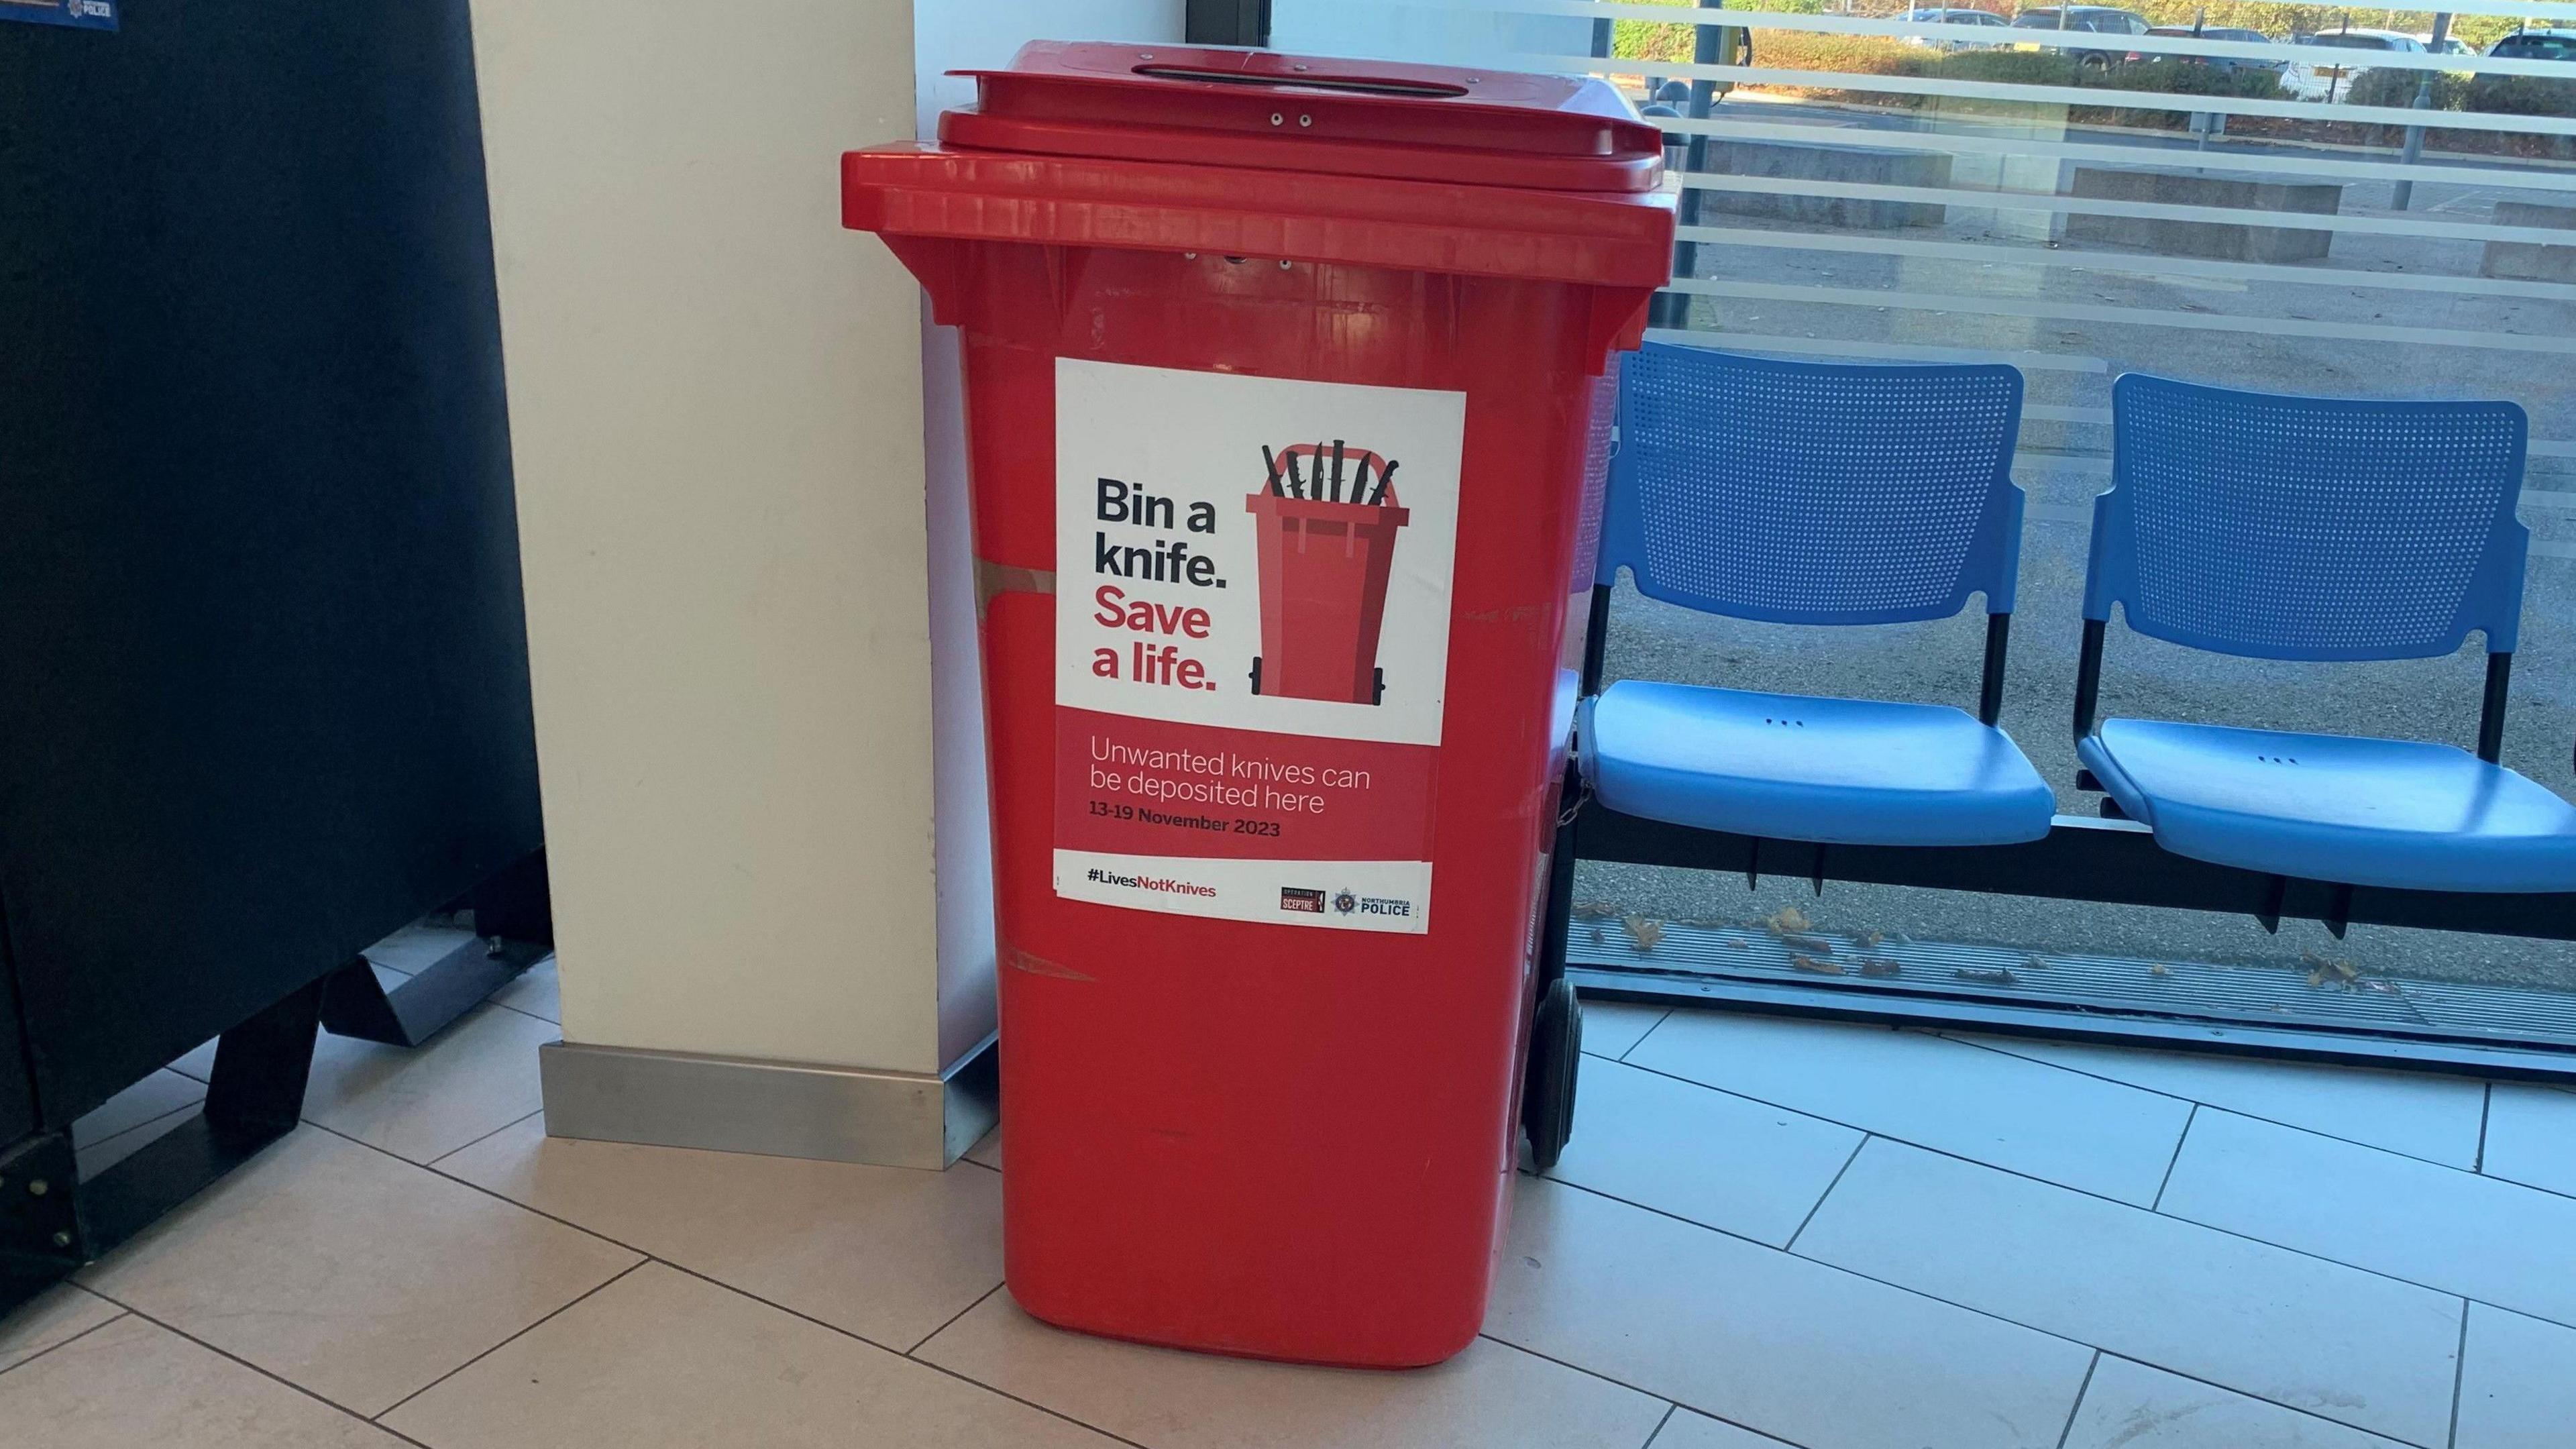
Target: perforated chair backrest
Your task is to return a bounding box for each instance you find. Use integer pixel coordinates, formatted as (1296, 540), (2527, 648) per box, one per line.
(1572, 354), (1621, 594)
(1597, 343), (2028, 625)
(2091, 374), (2530, 659)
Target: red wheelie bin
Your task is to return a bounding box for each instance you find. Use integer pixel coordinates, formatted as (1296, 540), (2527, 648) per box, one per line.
(843, 42), (1672, 1366)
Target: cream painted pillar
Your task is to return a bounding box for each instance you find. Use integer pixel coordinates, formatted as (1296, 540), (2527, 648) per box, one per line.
(469, 0), (986, 1167)
(908, 0), (1189, 1073)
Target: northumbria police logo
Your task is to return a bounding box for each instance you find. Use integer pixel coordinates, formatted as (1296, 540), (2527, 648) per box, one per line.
(1334, 890), (1358, 915)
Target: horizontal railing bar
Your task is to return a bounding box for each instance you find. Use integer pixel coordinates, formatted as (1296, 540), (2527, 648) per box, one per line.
(1647, 329), (2576, 475)
(1674, 223), (2576, 302)
(2004, 483), (2576, 531)
(1653, 114), (2576, 194)
(1677, 169), (2576, 244)
(1642, 325), (2113, 370)
(2025, 500), (2576, 545)
(1442, 0), (2576, 36)
(1536, 53), (2576, 136)
(1511, 0), (2576, 80)
(1664, 274), (2576, 350)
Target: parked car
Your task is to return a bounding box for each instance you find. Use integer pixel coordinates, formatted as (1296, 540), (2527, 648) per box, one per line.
(2285, 28), (2426, 101)
(2014, 6), (2154, 68)
(1900, 7), (2014, 50)
(2489, 28), (2576, 61)
(2472, 29), (2576, 113)
(2137, 25), (2286, 79)
(2420, 34), (2475, 57)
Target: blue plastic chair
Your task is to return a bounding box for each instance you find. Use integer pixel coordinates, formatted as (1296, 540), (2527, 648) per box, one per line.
(1577, 343), (2054, 847)
(2076, 374), (2576, 894)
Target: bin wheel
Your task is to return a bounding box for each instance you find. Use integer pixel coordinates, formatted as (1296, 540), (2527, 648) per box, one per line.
(1373, 667), (1385, 705)
(1523, 977), (1581, 1172)
(1249, 656), (1263, 696)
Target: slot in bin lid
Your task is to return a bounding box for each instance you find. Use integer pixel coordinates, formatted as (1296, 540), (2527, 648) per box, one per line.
(939, 41), (1664, 194)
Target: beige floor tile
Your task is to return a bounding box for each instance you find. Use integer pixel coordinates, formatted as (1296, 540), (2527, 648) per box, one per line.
(918, 1291), (1669, 1449)
(1650, 1410), (1799, 1448)
(2454, 1303), (2576, 1449)
(384, 1262), (1114, 1448)
(1628, 1012), (2193, 1205)
(1576, 998), (1669, 1061)
(302, 1003), (555, 1163)
(2059, 1356), (2412, 1449)
(1488, 1175), (2094, 1449)
(488, 955), (559, 1022)
(0, 1283), (121, 1373)
(170, 1038), (219, 1082)
(2160, 1110), (2576, 1328)
(0, 1314), (407, 1447)
(1546, 1058), (1861, 1246)
(75, 1104), (203, 1178)
(1794, 1139), (2461, 1446)
(70, 1070), (207, 1146)
(963, 1123), (1003, 1170)
(71, 1073), (207, 1180)
(368, 922), (475, 973)
(2477, 1084), (2576, 1200)
(77, 1126), (638, 1415)
(1953, 1034), (2488, 1169)
(440, 1116), (1003, 1351)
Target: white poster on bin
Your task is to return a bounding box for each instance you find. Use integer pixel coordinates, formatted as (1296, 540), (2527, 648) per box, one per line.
(1049, 358), (1465, 932)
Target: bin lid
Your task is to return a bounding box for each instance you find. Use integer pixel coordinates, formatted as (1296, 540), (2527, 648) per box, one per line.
(940, 42), (1663, 194)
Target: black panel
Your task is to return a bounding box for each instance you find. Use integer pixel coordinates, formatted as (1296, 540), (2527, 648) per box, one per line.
(1184, 0), (1271, 48)
(0, 896), (35, 1146)
(0, 1), (541, 1124)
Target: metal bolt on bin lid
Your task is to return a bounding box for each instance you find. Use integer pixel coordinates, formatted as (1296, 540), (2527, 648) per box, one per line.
(938, 41), (1664, 193)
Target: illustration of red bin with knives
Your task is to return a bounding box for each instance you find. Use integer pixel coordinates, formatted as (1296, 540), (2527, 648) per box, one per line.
(1246, 439), (1409, 706)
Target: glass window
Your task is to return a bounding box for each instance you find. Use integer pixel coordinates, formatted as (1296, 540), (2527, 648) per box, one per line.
(1273, 0), (2576, 1066)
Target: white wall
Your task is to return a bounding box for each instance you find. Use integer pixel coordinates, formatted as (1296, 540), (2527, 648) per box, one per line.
(914, 0), (1185, 136)
(912, 0), (1185, 1067)
(473, 0), (1195, 1092)
(470, 0), (946, 1075)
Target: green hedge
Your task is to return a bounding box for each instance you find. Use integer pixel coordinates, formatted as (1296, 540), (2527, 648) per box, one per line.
(1608, 2), (2537, 66)
(2466, 72), (2576, 118)
(2343, 64), (2576, 119)
(1614, 8), (2573, 130)
(1733, 31), (2284, 124)
(2343, 68), (2469, 109)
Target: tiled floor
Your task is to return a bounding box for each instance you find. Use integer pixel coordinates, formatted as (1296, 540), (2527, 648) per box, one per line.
(9, 982), (2573, 1448)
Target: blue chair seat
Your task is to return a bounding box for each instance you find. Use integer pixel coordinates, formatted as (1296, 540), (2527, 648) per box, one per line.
(2081, 718), (2576, 893)
(1582, 680), (2054, 847)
